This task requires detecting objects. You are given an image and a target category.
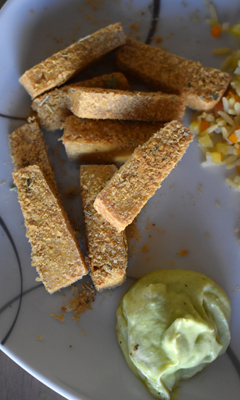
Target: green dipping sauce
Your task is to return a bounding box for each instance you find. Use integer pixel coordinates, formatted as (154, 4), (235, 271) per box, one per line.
(116, 269), (231, 400)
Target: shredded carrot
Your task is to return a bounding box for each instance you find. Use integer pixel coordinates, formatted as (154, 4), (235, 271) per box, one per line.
(200, 120), (210, 131)
(211, 25), (222, 38)
(228, 91), (240, 101)
(228, 133), (238, 143)
(214, 100), (223, 116)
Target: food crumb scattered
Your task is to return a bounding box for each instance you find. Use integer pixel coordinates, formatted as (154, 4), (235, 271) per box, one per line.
(70, 344), (72, 347)
(206, 233), (209, 238)
(63, 282), (96, 322)
(211, 25), (222, 38)
(81, 331), (86, 335)
(216, 201), (220, 207)
(37, 336), (42, 340)
(154, 37), (162, 44)
(170, 260), (175, 265)
(126, 219), (141, 242)
(198, 184), (203, 193)
(51, 313), (65, 322)
(190, 11), (200, 24)
(177, 249), (189, 256)
(130, 24), (139, 31)
(142, 244), (148, 253)
(212, 47), (231, 56)
(145, 222), (157, 231)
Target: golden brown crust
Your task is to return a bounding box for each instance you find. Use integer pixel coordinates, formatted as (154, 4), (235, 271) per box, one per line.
(19, 23), (126, 98)
(67, 86), (185, 121)
(9, 120), (58, 196)
(61, 116), (164, 163)
(80, 165), (128, 291)
(13, 165), (88, 293)
(116, 38), (231, 111)
(32, 72), (130, 131)
(94, 121), (193, 231)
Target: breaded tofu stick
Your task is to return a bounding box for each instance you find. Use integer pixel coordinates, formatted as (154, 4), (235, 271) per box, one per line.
(9, 120), (58, 196)
(94, 121), (193, 232)
(61, 116), (164, 163)
(80, 165), (128, 291)
(116, 38), (231, 111)
(67, 87), (185, 121)
(19, 23), (126, 98)
(13, 165), (88, 294)
(32, 72), (130, 131)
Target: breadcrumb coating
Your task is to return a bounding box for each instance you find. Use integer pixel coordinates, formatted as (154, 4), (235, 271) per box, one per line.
(80, 165), (128, 290)
(13, 165), (88, 293)
(116, 38), (231, 111)
(68, 86), (185, 121)
(32, 72), (130, 131)
(61, 116), (164, 163)
(19, 23), (126, 98)
(94, 121), (193, 231)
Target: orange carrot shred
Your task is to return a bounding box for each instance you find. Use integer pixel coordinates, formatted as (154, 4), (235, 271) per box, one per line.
(214, 100), (223, 116)
(200, 120), (210, 131)
(211, 25), (222, 38)
(228, 133), (238, 143)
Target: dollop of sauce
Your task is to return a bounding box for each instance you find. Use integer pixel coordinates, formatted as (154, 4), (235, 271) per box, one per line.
(116, 269), (231, 400)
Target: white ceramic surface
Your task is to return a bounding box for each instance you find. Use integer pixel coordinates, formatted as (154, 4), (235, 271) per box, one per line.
(0, 1), (239, 399)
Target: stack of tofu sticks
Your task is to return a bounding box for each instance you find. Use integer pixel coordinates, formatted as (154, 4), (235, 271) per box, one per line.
(10, 22), (230, 293)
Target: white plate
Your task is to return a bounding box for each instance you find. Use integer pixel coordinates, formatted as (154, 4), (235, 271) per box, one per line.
(0, 0), (240, 399)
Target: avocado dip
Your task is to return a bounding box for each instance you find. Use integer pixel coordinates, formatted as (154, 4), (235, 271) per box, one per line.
(116, 269), (231, 400)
